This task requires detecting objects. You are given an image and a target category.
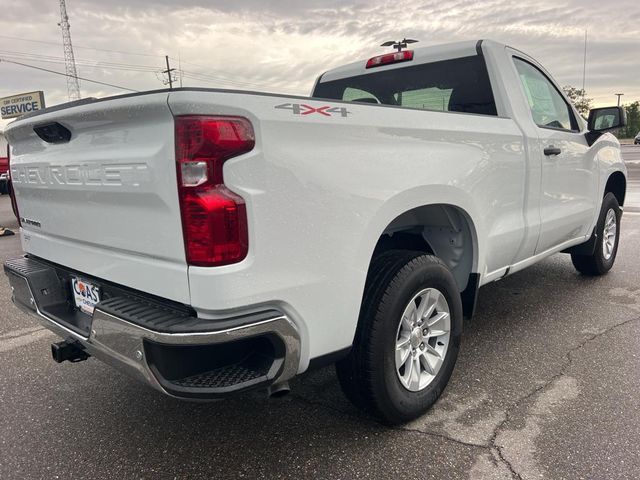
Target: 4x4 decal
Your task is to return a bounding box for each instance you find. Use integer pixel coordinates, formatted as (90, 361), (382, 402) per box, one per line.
(275, 103), (350, 117)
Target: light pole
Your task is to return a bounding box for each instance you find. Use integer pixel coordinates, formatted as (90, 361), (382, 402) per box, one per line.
(615, 93), (624, 106)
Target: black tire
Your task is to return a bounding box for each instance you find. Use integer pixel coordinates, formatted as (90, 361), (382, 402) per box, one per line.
(336, 250), (463, 424)
(571, 192), (621, 276)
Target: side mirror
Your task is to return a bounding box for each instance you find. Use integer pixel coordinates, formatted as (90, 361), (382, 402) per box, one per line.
(587, 106), (626, 132)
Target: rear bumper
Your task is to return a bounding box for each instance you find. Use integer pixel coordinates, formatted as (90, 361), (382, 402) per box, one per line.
(4, 256), (301, 399)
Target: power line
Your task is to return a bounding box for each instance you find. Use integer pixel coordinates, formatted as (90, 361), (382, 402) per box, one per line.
(2, 34), (281, 91)
(2, 40), (278, 91)
(1, 35), (275, 90)
(0, 34), (164, 58)
(0, 48), (160, 66)
(0, 48), (270, 89)
(1, 49), (268, 90)
(174, 57), (272, 89)
(0, 58), (138, 92)
(0, 50), (160, 72)
(2, 53), (276, 92)
(180, 70), (272, 90)
(179, 71), (279, 91)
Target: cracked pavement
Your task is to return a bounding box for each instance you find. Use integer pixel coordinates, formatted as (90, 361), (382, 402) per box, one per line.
(1, 145), (639, 479)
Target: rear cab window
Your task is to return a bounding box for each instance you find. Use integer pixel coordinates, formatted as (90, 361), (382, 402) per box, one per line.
(313, 55), (497, 116)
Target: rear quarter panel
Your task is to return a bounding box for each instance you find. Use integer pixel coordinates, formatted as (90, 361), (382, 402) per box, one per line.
(168, 90), (525, 369)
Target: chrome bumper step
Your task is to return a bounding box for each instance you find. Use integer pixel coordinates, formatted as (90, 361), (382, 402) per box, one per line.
(4, 255), (301, 400)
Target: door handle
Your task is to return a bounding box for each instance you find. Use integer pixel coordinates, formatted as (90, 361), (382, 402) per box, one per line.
(544, 145), (561, 156)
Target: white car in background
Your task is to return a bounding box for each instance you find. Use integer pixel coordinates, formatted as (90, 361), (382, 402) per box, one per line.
(634, 132), (640, 144)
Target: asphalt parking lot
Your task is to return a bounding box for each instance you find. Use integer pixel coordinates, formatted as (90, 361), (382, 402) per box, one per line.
(1, 145), (639, 479)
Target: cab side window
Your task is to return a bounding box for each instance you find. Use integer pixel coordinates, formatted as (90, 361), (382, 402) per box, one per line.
(396, 87), (453, 112)
(342, 87), (380, 104)
(513, 58), (577, 131)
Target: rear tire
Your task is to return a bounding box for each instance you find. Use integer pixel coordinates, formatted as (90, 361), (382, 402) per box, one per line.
(336, 250), (463, 425)
(571, 192), (621, 276)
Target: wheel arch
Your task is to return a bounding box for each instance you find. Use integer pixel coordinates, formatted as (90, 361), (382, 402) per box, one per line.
(605, 170), (626, 207)
(361, 195), (482, 319)
(375, 204), (478, 290)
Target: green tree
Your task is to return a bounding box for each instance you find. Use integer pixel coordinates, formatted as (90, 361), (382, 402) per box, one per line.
(562, 85), (593, 117)
(617, 102), (640, 139)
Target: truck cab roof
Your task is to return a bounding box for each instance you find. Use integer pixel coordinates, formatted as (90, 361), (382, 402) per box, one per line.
(318, 39), (505, 83)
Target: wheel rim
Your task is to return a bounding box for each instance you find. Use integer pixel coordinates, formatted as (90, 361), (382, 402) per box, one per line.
(395, 288), (451, 392)
(602, 208), (617, 261)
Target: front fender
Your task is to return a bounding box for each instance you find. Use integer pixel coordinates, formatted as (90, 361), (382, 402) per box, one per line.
(593, 133), (627, 220)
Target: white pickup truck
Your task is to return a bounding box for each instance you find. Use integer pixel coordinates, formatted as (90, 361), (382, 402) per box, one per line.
(3, 39), (627, 424)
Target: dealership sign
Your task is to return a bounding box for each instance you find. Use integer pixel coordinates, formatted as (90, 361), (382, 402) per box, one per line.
(0, 91), (46, 119)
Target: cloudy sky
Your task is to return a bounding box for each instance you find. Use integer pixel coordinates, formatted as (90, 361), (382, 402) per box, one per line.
(1, 0), (639, 128)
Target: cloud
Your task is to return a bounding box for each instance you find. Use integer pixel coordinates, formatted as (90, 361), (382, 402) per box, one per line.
(1, 0), (638, 128)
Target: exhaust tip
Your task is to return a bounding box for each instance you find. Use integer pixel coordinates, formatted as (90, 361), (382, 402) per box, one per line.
(267, 382), (290, 398)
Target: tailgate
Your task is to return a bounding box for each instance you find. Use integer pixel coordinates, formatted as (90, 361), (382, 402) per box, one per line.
(4, 93), (190, 303)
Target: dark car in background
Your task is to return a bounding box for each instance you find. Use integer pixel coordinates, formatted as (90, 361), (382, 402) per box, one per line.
(0, 173), (7, 195)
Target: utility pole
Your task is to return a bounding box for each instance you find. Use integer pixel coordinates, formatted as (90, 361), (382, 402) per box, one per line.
(58, 0), (81, 101)
(162, 55), (176, 89)
(615, 93), (624, 106)
(581, 30), (587, 104)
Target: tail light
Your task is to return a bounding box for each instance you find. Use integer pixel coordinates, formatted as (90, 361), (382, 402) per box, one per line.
(7, 143), (20, 226)
(175, 115), (254, 267)
(366, 50), (414, 69)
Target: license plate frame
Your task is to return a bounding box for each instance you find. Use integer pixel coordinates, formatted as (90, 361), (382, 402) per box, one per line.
(71, 277), (101, 316)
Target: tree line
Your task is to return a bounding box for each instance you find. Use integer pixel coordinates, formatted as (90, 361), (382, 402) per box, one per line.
(616, 102), (640, 138)
(563, 86), (639, 139)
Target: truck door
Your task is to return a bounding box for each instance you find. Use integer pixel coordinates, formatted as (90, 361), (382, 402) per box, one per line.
(512, 57), (597, 254)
